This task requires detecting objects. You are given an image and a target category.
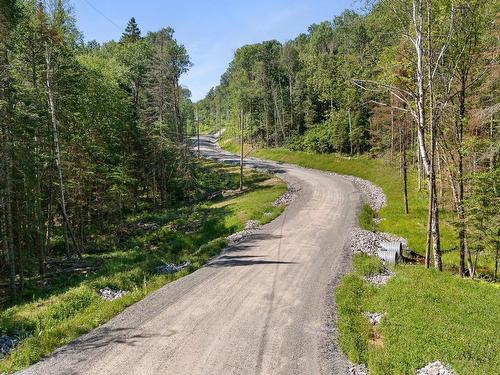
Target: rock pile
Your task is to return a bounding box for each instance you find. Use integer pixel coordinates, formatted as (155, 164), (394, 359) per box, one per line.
(273, 184), (300, 207)
(98, 287), (128, 301)
(349, 364), (369, 375)
(364, 268), (395, 286)
(245, 220), (261, 230)
(365, 312), (386, 325)
(155, 261), (191, 275)
(0, 335), (19, 359)
(416, 361), (457, 375)
(350, 228), (406, 255)
(226, 220), (262, 245)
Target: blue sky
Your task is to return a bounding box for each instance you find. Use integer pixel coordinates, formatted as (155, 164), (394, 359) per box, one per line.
(73, 0), (355, 101)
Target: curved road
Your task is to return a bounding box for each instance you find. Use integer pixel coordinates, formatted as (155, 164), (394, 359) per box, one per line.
(19, 135), (361, 375)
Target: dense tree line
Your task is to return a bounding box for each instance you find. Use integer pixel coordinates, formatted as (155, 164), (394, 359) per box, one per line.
(0, 0), (197, 298)
(199, 0), (499, 278)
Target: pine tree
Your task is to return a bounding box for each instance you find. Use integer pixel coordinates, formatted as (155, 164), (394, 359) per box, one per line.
(121, 17), (141, 42)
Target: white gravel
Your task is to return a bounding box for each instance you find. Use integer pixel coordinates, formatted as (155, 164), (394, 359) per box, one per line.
(364, 312), (386, 326)
(244, 220), (261, 230)
(155, 261), (191, 275)
(98, 287), (128, 301)
(416, 361), (457, 375)
(273, 184), (300, 207)
(226, 220), (262, 245)
(349, 364), (369, 375)
(350, 228), (406, 255)
(364, 268), (395, 286)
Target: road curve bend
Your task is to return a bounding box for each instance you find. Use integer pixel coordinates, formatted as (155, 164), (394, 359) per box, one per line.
(18, 135), (361, 375)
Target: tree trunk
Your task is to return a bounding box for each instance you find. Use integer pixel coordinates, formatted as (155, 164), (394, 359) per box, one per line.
(425, 0), (442, 270)
(45, 47), (81, 259)
(239, 109), (244, 192)
(288, 74), (295, 133)
(457, 79), (467, 276)
(401, 120), (409, 214)
(1, 44), (17, 298)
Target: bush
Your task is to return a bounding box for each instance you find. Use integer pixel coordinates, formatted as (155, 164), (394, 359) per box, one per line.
(302, 124), (335, 153)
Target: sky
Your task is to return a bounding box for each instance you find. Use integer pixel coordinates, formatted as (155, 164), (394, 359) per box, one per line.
(73, 0), (356, 101)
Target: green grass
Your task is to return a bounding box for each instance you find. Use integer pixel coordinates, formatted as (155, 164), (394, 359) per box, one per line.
(359, 204), (378, 232)
(220, 136), (497, 273)
(0, 163), (287, 373)
(336, 255), (500, 375)
(353, 253), (385, 277)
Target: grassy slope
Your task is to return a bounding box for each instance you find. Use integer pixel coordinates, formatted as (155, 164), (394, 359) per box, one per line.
(0, 163), (286, 373)
(336, 254), (500, 375)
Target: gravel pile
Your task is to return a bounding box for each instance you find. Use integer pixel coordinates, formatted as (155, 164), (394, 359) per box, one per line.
(364, 268), (395, 286)
(226, 220), (262, 245)
(349, 364), (369, 375)
(0, 335), (19, 359)
(350, 228), (406, 255)
(365, 312), (386, 325)
(98, 287), (128, 301)
(416, 361), (457, 375)
(273, 184), (300, 207)
(245, 220), (261, 230)
(155, 261), (191, 275)
(327, 172), (386, 211)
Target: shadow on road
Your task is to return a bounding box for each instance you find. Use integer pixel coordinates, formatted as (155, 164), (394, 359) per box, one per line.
(51, 326), (178, 357)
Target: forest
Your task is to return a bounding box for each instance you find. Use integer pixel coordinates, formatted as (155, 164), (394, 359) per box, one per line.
(0, 0), (499, 373)
(197, 0), (499, 279)
(0, 0), (201, 300)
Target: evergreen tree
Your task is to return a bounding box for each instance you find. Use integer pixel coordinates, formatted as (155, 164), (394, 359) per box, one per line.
(121, 17), (141, 42)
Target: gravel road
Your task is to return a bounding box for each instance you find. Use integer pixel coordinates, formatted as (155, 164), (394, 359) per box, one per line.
(18, 135), (361, 375)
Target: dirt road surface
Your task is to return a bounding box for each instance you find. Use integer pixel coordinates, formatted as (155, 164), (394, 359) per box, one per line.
(18, 135), (361, 375)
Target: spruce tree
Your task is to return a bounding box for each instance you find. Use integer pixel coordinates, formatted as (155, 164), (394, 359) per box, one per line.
(121, 17), (141, 42)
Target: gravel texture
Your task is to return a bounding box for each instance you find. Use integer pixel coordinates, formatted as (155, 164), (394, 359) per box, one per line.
(364, 268), (395, 286)
(155, 261), (191, 275)
(349, 364), (369, 375)
(350, 228), (407, 255)
(272, 184), (300, 207)
(244, 220), (261, 230)
(416, 361), (457, 375)
(98, 287), (128, 301)
(0, 335), (19, 359)
(226, 220), (262, 245)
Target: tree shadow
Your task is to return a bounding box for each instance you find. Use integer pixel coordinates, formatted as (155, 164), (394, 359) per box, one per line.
(52, 326), (178, 358)
(209, 255), (296, 268)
